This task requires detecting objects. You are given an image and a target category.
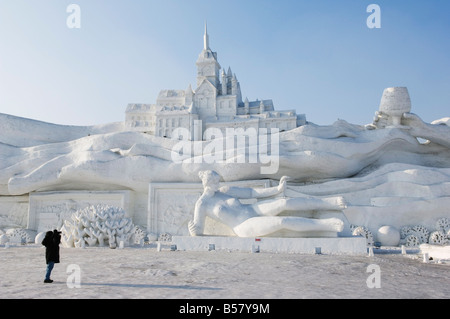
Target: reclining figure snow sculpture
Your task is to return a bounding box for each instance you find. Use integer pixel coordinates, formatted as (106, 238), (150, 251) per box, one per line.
(188, 170), (346, 237)
(61, 205), (134, 248)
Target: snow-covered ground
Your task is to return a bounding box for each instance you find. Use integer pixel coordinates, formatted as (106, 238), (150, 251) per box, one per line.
(0, 243), (448, 299)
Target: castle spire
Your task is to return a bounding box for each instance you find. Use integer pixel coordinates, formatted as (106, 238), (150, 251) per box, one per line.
(203, 21), (209, 50)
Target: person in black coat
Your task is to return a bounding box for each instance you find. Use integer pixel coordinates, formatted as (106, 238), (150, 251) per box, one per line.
(42, 229), (61, 283)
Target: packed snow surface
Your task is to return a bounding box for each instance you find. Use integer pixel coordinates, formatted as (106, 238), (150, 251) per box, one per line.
(0, 244), (448, 299)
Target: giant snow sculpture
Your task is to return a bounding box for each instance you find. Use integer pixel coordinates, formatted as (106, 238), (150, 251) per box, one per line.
(0, 29), (449, 246)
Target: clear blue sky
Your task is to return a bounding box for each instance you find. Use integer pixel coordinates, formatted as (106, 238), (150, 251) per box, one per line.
(0, 0), (449, 126)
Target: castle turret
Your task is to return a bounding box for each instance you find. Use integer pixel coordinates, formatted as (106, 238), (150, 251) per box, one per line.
(221, 69), (227, 96)
(236, 82), (242, 104)
(226, 67), (233, 94)
(231, 73), (238, 95)
(185, 84), (194, 105)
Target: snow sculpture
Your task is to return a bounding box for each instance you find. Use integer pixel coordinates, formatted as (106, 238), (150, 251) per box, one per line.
(133, 226), (148, 244)
(351, 225), (374, 246)
(400, 225), (430, 245)
(400, 226), (413, 240)
(34, 231), (46, 244)
(398, 220), (450, 246)
(3, 104), (449, 198)
(124, 26), (299, 140)
(436, 217), (450, 234)
(428, 231), (448, 245)
(188, 170), (346, 237)
(61, 205), (135, 248)
(401, 113), (450, 148)
(410, 225), (429, 244)
(0, 234), (9, 245)
(5, 228), (36, 244)
(0, 85), (449, 244)
(158, 233), (173, 242)
(431, 218), (450, 245)
(374, 87), (412, 127)
(376, 226), (400, 247)
(405, 234), (420, 247)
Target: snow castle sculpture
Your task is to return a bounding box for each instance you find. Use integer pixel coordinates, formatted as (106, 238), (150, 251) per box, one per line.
(124, 23), (304, 140)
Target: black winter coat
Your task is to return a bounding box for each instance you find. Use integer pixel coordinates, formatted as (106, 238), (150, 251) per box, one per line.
(42, 231), (61, 264)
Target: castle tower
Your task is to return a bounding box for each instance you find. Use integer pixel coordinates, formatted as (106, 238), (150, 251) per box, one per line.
(196, 22), (221, 89)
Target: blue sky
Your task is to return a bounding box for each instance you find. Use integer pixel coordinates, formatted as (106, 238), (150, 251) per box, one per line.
(0, 0), (449, 126)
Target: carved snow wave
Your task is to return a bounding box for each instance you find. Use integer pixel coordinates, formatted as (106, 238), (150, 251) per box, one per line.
(2, 118), (449, 196)
(285, 163), (450, 235)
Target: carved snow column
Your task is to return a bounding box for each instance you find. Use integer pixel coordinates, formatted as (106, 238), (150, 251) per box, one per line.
(244, 97), (250, 115)
(221, 70), (227, 96)
(379, 87), (412, 126)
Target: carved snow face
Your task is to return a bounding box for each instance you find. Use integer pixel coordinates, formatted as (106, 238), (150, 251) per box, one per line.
(199, 170), (220, 191)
